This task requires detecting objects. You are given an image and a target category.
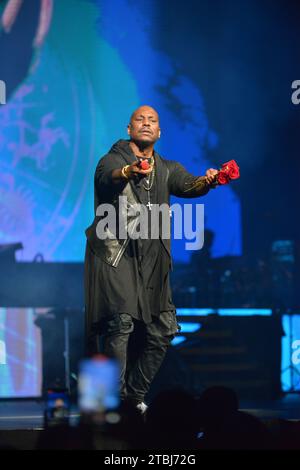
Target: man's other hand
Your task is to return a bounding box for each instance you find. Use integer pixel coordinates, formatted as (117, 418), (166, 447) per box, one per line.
(205, 168), (219, 185)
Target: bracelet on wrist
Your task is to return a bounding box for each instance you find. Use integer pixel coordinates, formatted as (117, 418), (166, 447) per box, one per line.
(121, 165), (130, 180)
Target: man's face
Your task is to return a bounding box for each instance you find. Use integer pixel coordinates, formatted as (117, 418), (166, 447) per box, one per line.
(127, 106), (161, 145)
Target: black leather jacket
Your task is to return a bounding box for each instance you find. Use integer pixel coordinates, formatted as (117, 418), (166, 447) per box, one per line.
(85, 140), (210, 268)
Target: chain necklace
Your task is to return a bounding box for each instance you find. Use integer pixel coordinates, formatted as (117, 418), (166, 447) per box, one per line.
(142, 161), (155, 191)
(135, 155), (155, 190)
(135, 155), (155, 210)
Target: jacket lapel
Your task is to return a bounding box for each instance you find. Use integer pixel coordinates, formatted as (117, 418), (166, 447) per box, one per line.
(118, 143), (143, 204)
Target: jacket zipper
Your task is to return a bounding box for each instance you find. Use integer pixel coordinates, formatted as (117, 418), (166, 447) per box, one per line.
(111, 217), (139, 267)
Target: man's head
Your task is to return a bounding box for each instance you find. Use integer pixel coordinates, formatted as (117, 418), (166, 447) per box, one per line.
(127, 105), (161, 147)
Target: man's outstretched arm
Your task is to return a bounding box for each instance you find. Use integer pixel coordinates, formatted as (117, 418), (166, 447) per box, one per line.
(168, 161), (218, 198)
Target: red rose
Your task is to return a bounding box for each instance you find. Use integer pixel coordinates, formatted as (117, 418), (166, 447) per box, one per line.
(140, 160), (150, 170)
(221, 160), (240, 180)
(217, 170), (230, 185)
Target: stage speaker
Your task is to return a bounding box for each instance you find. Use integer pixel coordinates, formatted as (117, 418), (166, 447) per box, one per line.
(35, 308), (84, 395)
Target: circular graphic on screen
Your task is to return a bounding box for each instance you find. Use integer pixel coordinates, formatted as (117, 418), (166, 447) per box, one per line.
(0, 58), (96, 261)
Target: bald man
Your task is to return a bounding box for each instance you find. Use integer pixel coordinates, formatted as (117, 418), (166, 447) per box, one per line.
(85, 105), (218, 412)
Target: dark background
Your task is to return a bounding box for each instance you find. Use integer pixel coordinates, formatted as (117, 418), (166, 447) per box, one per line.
(155, 0), (300, 259)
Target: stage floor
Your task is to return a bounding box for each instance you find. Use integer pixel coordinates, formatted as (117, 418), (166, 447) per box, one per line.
(0, 393), (299, 431)
(0, 395), (299, 450)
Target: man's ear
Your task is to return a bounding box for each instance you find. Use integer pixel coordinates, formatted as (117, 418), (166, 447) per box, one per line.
(127, 124), (131, 136)
(158, 129), (161, 138)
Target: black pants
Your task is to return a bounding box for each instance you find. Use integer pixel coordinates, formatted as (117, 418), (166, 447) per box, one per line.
(87, 311), (179, 404)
